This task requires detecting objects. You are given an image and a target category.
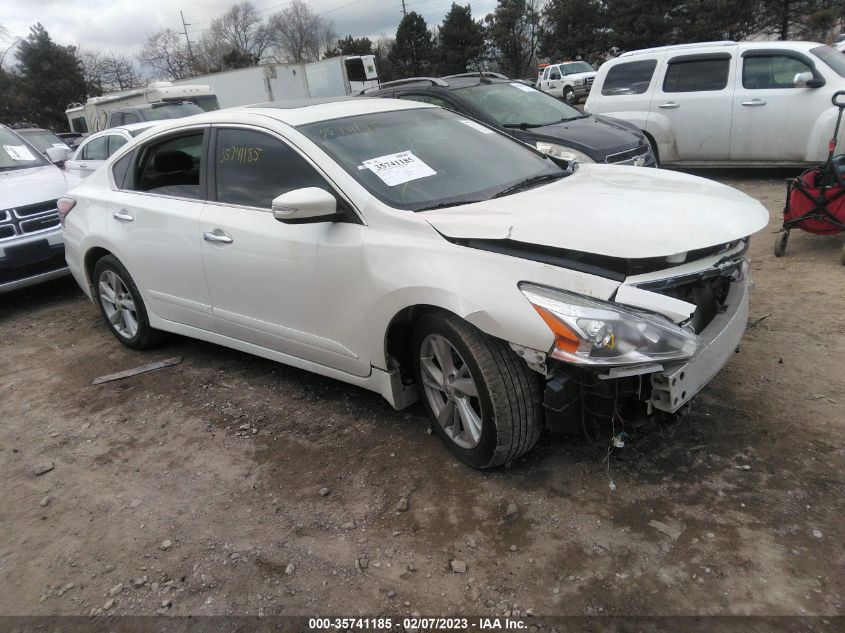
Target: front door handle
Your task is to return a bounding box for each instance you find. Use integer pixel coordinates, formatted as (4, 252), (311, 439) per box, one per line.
(742, 99), (766, 106)
(658, 101), (679, 109)
(203, 230), (233, 244)
(112, 209), (134, 222)
(79, 162), (88, 169)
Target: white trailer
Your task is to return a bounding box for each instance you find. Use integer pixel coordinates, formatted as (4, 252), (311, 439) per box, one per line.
(172, 55), (379, 108)
(66, 82), (219, 134)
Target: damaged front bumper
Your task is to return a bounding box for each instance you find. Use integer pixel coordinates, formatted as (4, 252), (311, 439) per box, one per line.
(650, 262), (749, 412)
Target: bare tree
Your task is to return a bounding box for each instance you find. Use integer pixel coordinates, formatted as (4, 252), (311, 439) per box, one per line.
(138, 28), (193, 80)
(270, 0), (335, 63)
(206, 1), (272, 63)
(80, 48), (141, 92)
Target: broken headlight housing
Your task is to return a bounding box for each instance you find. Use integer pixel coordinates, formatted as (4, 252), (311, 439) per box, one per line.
(520, 283), (699, 367)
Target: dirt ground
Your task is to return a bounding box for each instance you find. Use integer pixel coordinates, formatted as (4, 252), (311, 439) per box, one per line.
(0, 170), (843, 620)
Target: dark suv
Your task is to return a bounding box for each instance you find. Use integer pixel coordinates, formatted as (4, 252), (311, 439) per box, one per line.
(360, 73), (656, 167)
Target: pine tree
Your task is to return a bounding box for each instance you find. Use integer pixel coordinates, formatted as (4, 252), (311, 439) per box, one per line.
(389, 12), (436, 77)
(437, 4), (486, 75)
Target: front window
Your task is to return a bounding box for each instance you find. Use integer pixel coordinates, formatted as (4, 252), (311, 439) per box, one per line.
(81, 136), (109, 161)
(192, 95), (221, 112)
(743, 54), (812, 89)
(561, 61), (594, 75)
(298, 107), (564, 212)
(811, 45), (845, 78)
(0, 127), (49, 171)
(141, 102), (204, 122)
(454, 82), (586, 128)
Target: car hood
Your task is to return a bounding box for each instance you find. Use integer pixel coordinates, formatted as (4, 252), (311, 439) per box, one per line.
(0, 165), (69, 208)
(517, 114), (645, 158)
(422, 165), (770, 260)
(567, 71), (596, 80)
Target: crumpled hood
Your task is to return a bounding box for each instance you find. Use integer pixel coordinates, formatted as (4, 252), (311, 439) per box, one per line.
(420, 165), (769, 259)
(0, 165), (69, 209)
(422, 165), (770, 260)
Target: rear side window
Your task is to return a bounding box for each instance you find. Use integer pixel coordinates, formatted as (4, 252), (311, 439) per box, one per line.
(663, 57), (730, 92)
(81, 136), (108, 160)
(123, 112), (142, 124)
(108, 134), (128, 156)
(110, 112), (125, 127)
(112, 152), (132, 189)
(743, 55), (812, 89)
(601, 60), (657, 95)
(132, 132), (204, 199)
(213, 128), (331, 209)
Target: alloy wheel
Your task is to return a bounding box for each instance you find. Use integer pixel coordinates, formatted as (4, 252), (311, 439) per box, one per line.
(419, 333), (483, 449)
(98, 269), (139, 339)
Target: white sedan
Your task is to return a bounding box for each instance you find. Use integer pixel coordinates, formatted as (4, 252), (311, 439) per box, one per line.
(64, 122), (159, 179)
(60, 98), (768, 468)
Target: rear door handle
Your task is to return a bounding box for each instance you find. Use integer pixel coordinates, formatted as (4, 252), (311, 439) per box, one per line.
(742, 99), (766, 106)
(658, 101), (679, 109)
(203, 230), (233, 244)
(112, 209), (134, 222)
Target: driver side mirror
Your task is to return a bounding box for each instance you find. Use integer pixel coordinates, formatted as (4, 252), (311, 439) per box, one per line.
(794, 71), (825, 89)
(271, 187), (338, 224)
(46, 145), (73, 167)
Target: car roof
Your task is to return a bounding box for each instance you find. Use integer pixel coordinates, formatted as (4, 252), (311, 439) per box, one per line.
(14, 127), (52, 134)
(366, 76), (516, 95)
(139, 97), (434, 130)
(618, 39), (824, 58)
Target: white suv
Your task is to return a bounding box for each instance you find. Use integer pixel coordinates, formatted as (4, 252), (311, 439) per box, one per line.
(61, 98), (767, 468)
(585, 41), (845, 166)
(537, 61), (597, 104)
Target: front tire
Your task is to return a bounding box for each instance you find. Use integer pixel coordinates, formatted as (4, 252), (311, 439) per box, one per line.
(93, 255), (166, 350)
(563, 87), (576, 104)
(412, 312), (543, 469)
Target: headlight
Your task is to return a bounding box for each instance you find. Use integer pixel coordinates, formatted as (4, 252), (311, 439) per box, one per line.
(535, 142), (595, 163)
(520, 283), (699, 367)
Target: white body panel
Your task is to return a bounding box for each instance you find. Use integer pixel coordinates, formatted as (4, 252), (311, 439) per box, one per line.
(586, 41), (845, 165)
(62, 100), (768, 410)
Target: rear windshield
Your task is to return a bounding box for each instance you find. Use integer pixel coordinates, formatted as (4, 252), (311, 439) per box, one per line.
(811, 45), (845, 78)
(18, 130), (70, 154)
(142, 102), (204, 121)
(0, 127), (49, 170)
(454, 82), (586, 127)
(298, 107), (563, 211)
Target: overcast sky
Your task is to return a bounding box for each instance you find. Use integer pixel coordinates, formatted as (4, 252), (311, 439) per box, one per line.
(0, 0), (501, 61)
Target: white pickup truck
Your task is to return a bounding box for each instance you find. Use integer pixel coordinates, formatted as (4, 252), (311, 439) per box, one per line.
(585, 40), (845, 166)
(537, 61), (597, 104)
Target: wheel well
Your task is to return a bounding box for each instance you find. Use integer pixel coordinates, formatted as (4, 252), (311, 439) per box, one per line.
(84, 247), (112, 287)
(384, 304), (448, 384)
(642, 130), (660, 164)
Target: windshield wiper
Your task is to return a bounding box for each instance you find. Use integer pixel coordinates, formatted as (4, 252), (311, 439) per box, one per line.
(416, 199), (486, 211)
(492, 172), (568, 198)
(502, 122), (545, 129)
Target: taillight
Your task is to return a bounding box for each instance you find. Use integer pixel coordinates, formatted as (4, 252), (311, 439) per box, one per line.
(57, 197), (76, 225)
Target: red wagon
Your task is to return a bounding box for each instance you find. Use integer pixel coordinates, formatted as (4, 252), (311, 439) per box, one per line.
(774, 90), (845, 265)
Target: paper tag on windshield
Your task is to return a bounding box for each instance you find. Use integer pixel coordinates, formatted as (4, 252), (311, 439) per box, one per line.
(458, 119), (494, 134)
(361, 151), (436, 187)
(510, 82), (535, 92)
(3, 145), (36, 161)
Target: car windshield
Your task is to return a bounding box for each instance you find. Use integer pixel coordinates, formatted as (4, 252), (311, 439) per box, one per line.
(453, 81), (586, 127)
(142, 102), (204, 121)
(298, 107), (565, 211)
(811, 45), (845, 78)
(18, 130), (69, 154)
(0, 127), (49, 170)
(562, 61), (594, 75)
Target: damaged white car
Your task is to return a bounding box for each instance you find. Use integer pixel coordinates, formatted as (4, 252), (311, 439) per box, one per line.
(60, 98), (768, 468)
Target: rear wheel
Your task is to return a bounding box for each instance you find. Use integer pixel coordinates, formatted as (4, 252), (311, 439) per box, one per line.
(412, 312), (543, 469)
(774, 230), (790, 257)
(93, 255), (166, 350)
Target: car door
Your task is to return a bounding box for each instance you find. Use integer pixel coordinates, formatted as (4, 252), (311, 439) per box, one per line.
(730, 49), (825, 162)
(200, 125), (369, 376)
(649, 53), (734, 161)
(107, 126), (214, 331)
(65, 135), (109, 178)
(545, 66), (562, 96)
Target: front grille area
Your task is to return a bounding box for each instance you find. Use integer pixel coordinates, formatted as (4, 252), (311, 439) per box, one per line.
(0, 199), (59, 241)
(606, 145), (651, 164)
(586, 76), (595, 86)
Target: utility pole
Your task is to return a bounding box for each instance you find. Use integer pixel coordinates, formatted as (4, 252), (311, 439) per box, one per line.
(401, 0), (407, 17)
(180, 10), (196, 75)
